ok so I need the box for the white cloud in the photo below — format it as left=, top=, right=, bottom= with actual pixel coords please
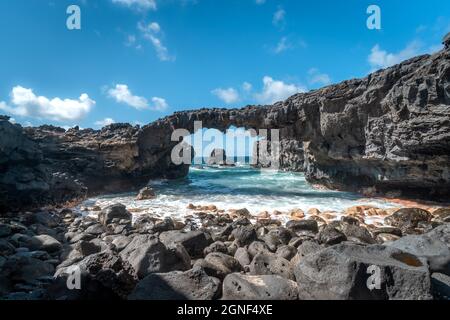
left=211, top=87, right=240, bottom=104
left=94, top=118, right=116, bottom=127
left=273, top=7, right=286, bottom=27
left=255, top=0, right=266, bottom=4
left=308, top=68, right=332, bottom=86
left=106, top=84, right=168, bottom=111
left=368, top=41, right=422, bottom=71
left=138, top=21, right=175, bottom=62
left=111, top=0, right=156, bottom=10
left=151, top=97, right=169, bottom=111
left=0, top=86, right=94, bottom=122
left=108, top=84, right=149, bottom=110
left=242, top=82, right=252, bottom=92
left=254, top=76, right=306, bottom=104
left=274, top=37, right=292, bottom=54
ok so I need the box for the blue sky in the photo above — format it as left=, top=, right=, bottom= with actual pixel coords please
left=0, top=0, right=449, bottom=129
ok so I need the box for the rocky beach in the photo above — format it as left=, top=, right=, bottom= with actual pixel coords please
left=0, top=33, right=449, bottom=300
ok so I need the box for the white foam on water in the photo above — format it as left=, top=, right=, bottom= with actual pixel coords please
left=77, top=166, right=400, bottom=225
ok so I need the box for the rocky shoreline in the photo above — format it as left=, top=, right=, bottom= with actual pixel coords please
left=1, top=200, right=449, bottom=300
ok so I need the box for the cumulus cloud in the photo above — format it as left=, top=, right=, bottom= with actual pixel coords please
left=242, top=82, right=252, bottom=92
left=108, top=84, right=149, bottom=110
left=211, top=87, right=240, bottom=104
left=308, top=68, right=332, bottom=86
left=0, top=86, right=94, bottom=122
left=151, top=97, right=169, bottom=111
left=138, top=21, right=175, bottom=61
left=368, top=41, right=422, bottom=71
left=106, top=84, right=168, bottom=111
left=94, top=118, right=116, bottom=127
left=254, top=76, right=305, bottom=104
left=111, top=0, right=156, bottom=11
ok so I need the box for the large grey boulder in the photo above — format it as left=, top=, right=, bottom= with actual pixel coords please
left=388, top=230, right=450, bottom=275
left=32, top=234, right=62, bottom=253
left=159, top=230, right=211, bottom=258
left=222, top=273, right=298, bottom=300
left=249, top=253, right=294, bottom=280
left=129, top=267, right=221, bottom=300
left=293, top=243, right=433, bottom=300
left=195, top=252, right=242, bottom=279
left=98, top=204, right=132, bottom=226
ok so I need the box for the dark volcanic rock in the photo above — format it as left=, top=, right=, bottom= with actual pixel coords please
left=129, top=267, right=220, bottom=300
left=222, top=273, right=298, bottom=300
left=385, top=208, right=433, bottom=233
left=159, top=230, right=211, bottom=258
left=195, top=252, right=242, bottom=279
left=98, top=204, right=132, bottom=226
left=2, top=34, right=449, bottom=211
left=249, top=253, right=294, bottom=280
left=293, top=243, right=433, bottom=300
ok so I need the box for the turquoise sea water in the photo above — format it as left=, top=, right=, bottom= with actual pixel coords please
left=80, top=166, right=399, bottom=224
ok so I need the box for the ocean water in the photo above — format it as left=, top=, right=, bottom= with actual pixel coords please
left=79, top=166, right=400, bottom=224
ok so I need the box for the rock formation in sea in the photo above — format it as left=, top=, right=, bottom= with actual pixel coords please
left=1, top=33, right=450, bottom=211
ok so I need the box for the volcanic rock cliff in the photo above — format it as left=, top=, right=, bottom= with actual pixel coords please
left=1, top=34, right=449, bottom=211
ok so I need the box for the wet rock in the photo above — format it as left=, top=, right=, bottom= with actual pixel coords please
left=376, top=233, right=401, bottom=243
left=9, top=234, right=41, bottom=250
left=289, top=208, right=305, bottom=219
left=85, top=224, right=105, bottom=236
left=385, top=208, right=432, bottom=233
left=129, top=267, right=220, bottom=300
left=293, top=243, right=432, bottom=300
left=3, top=255, right=55, bottom=284
left=136, top=186, right=156, bottom=200
left=317, top=225, right=347, bottom=245
left=286, top=220, right=319, bottom=233
left=341, top=224, right=376, bottom=244
left=98, top=204, right=132, bottom=226
left=222, top=273, right=298, bottom=300
left=249, top=253, right=294, bottom=280
left=196, top=252, right=242, bottom=279
left=159, top=230, right=211, bottom=258
left=152, top=217, right=174, bottom=233
left=432, top=208, right=450, bottom=222
left=231, top=225, right=257, bottom=247
left=372, top=226, right=402, bottom=237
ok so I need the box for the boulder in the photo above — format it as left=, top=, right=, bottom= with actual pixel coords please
left=341, top=224, right=376, bottom=244
left=98, top=204, right=132, bottom=226
left=234, top=247, right=251, bottom=268
left=293, top=243, right=433, bottom=300
left=136, top=186, right=156, bottom=200
left=222, top=273, right=298, bottom=300
left=286, top=220, right=319, bottom=233
left=388, top=233, right=450, bottom=275
left=159, top=230, right=211, bottom=258
left=33, top=211, right=61, bottom=228
left=249, top=253, right=294, bottom=280
left=129, top=267, right=220, bottom=300
left=317, top=225, right=347, bottom=245
left=203, top=241, right=228, bottom=256
left=276, top=245, right=297, bottom=261
left=231, top=225, right=257, bottom=246
left=247, top=241, right=271, bottom=258
left=32, top=234, right=62, bottom=253
left=384, top=208, right=432, bottom=233
left=119, top=234, right=172, bottom=279
left=431, top=273, right=450, bottom=300
left=196, top=252, right=242, bottom=279
left=0, top=223, right=12, bottom=237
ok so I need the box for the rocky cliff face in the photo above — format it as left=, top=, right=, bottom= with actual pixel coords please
left=1, top=35, right=449, bottom=211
